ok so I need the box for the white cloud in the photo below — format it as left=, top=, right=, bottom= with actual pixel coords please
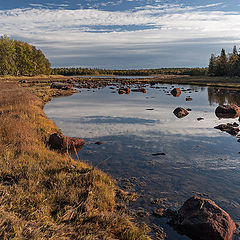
left=1, top=3, right=240, bottom=67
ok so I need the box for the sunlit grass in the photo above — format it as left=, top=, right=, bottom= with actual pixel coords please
left=0, top=81, right=151, bottom=239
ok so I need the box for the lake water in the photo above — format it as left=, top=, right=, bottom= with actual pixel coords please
left=44, top=83, right=240, bottom=239
left=72, top=75, right=157, bottom=79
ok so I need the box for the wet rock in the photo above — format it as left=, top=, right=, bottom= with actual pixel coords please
left=173, top=107, right=189, bottom=118
left=214, top=123, right=240, bottom=136
left=146, top=108, right=154, bottom=111
left=186, top=97, right=193, bottom=101
left=137, top=208, right=150, bottom=218
left=187, top=108, right=192, bottom=111
left=50, top=82, right=73, bottom=90
left=215, top=105, right=240, bottom=119
left=131, top=88, right=146, bottom=93
left=118, top=88, right=130, bottom=94
left=197, top=117, right=204, bottom=121
left=174, top=196, right=236, bottom=240
left=95, top=141, right=103, bottom=145
left=49, top=133, right=85, bottom=152
left=171, top=88, right=181, bottom=97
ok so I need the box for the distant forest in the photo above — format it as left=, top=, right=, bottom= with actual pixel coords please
left=1, top=35, right=240, bottom=78
left=208, top=46, right=240, bottom=77
left=0, top=35, right=51, bottom=76
left=51, top=67, right=207, bottom=76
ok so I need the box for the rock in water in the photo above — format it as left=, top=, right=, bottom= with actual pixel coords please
left=171, top=88, right=181, bottom=97
left=173, top=107, right=189, bottom=118
left=176, top=196, right=236, bottom=240
left=215, top=105, right=240, bottom=118
left=49, top=133, right=85, bottom=153
left=50, top=82, right=73, bottom=90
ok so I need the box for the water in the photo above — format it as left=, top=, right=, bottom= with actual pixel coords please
left=72, top=75, right=157, bottom=79
left=44, top=83, right=240, bottom=239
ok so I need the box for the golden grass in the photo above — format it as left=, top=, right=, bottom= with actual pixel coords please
left=0, top=81, right=150, bottom=240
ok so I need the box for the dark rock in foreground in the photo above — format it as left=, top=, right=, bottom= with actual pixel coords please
left=215, top=105, right=240, bottom=119
left=171, top=88, right=181, bottom=97
left=49, top=133, right=85, bottom=153
left=173, top=107, right=189, bottom=118
left=173, top=196, right=236, bottom=240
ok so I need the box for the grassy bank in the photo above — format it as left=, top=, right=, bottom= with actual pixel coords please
left=0, top=80, right=150, bottom=239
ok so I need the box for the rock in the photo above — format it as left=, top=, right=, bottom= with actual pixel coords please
left=187, top=108, right=192, bottom=111
left=118, top=88, right=130, bottom=94
left=171, top=88, right=181, bottom=97
left=215, top=105, right=240, bottom=118
left=186, top=97, right=193, bottom=101
left=49, top=133, right=85, bottom=153
left=175, top=196, right=236, bottom=240
left=50, top=82, right=73, bottom=90
left=173, top=107, right=189, bottom=118
left=95, top=141, right=103, bottom=145
left=131, top=88, right=146, bottom=93
left=153, top=208, right=165, bottom=217
left=214, top=123, right=240, bottom=136
left=152, top=153, right=166, bottom=156
left=146, top=108, right=154, bottom=111
left=197, top=117, right=204, bottom=121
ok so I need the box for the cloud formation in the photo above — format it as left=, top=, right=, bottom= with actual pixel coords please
left=1, top=2, right=240, bottom=68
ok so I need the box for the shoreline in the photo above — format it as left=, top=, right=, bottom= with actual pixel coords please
left=0, top=79, right=151, bottom=239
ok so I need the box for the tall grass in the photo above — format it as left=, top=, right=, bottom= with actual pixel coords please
left=0, top=81, right=150, bottom=239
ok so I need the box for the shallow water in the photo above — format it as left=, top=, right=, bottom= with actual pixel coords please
left=44, top=83, right=240, bottom=239
left=72, top=75, right=156, bottom=79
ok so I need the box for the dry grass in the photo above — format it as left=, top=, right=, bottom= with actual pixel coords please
left=0, top=81, right=150, bottom=240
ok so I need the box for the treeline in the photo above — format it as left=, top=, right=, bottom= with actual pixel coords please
left=52, top=67, right=207, bottom=76
left=0, top=35, right=51, bottom=76
left=208, top=46, right=240, bottom=77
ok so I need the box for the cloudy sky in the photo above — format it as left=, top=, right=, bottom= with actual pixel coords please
left=1, top=0, right=240, bottom=69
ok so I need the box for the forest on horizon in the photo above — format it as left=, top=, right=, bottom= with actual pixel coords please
left=0, top=35, right=240, bottom=77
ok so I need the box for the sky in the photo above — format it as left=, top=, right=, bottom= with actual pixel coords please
left=1, top=0, right=240, bottom=69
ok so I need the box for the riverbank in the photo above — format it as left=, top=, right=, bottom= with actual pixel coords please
left=0, top=80, right=150, bottom=239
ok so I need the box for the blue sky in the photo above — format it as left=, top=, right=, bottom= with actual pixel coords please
left=1, top=0, right=240, bottom=69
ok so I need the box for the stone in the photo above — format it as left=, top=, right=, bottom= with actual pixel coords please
left=173, top=107, right=189, bottom=118
left=118, top=88, right=130, bottom=94
left=215, top=105, right=240, bottom=118
left=171, top=88, right=181, bottom=97
left=131, top=88, right=146, bottom=93
left=49, top=133, right=85, bottom=153
left=186, top=97, right=193, bottom=101
left=175, top=196, right=236, bottom=240
left=50, top=82, right=72, bottom=90
left=197, top=117, right=204, bottom=121
left=214, top=124, right=240, bottom=136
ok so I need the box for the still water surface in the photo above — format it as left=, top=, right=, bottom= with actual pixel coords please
left=44, top=83, right=240, bottom=239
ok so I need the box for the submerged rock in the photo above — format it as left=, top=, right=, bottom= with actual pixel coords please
left=215, top=105, right=240, bottom=118
left=49, top=133, right=85, bottom=153
left=171, top=88, right=181, bottom=97
left=173, top=196, right=236, bottom=240
left=173, top=107, right=189, bottom=118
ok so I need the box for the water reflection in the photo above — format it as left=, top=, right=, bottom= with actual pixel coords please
left=208, top=87, right=240, bottom=106
left=44, top=83, right=240, bottom=240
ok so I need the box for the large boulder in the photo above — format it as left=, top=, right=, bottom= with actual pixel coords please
left=176, top=196, right=236, bottom=240
left=50, top=82, right=73, bottom=90
left=173, top=107, right=189, bottom=118
left=215, top=105, right=240, bottom=119
left=171, top=88, right=181, bottom=97
left=49, top=133, right=85, bottom=153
